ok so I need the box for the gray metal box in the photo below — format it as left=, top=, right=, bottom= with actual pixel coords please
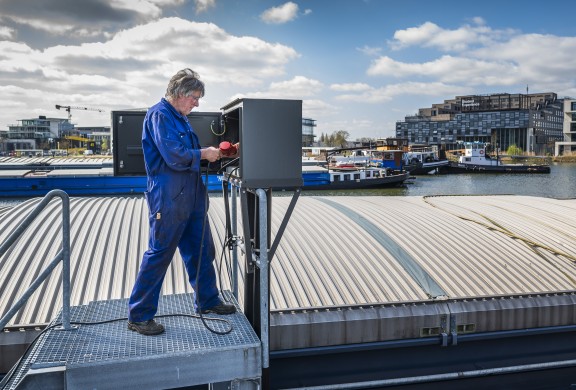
left=112, top=110, right=228, bottom=176
left=222, top=98, right=302, bottom=189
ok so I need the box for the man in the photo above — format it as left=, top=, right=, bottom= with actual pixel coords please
left=128, top=68, right=236, bottom=336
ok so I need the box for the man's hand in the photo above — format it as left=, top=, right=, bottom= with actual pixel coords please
left=201, top=146, right=221, bottom=162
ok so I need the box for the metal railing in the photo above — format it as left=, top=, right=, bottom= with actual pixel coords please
left=0, top=189, right=73, bottom=331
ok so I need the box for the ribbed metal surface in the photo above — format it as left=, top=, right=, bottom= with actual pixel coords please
left=2, top=194, right=576, bottom=334
left=44, top=168, right=114, bottom=176
left=0, top=170, right=31, bottom=178
left=2, top=292, right=260, bottom=390
left=0, top=157, right=112, bottom=166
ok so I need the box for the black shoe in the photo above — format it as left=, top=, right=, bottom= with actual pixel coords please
left=201, top=301, right=237, bottom=315
left=128, top=319, right=165, bottom=335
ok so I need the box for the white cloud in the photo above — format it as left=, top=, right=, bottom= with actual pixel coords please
left=109, top=0, right=165, bottom=18
left=240, top=76, right=323, bottom=100
left=260, top=2, right=299, bottom=24
left=330, top=83, right=371, bottom=92
left=303, top=99, right=339, bottom=121
left=0, top=16, right=301, bottom=127
left=368, top=28, right=576, bottom=94
left=193, top=0, right=215, bottom=14
left=268, top=76, right=324, bottom=97
left=335, top=81, right=469, bottom=104
left=389, top=20, right=516, bottom=52
left=357, top=45, right=382, bottom=56
left=0, top=25, right=15, bottom=39
left=472, top=34, right=576, bottom=78
left=367, top=55, right=519, bottom=86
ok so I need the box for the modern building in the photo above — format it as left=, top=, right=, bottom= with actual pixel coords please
left=0, top=129, right=7, bottom=154
left=76, top=126, right=112, bottom=153
left=3, top=117, right=113, bottom=153
left=396, top=92, right=564, bottom=155
left=8, top=116, right=73, bottom=140
left=5, top=116, right=74, bottom=152
left=555, top=98, right=576, bottom=156
left=302, top=117, right=317, bottom=146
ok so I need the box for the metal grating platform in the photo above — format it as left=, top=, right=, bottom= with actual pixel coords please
left=2, top=292, right=261, bottom=390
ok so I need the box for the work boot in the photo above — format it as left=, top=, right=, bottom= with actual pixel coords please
left=201, top=301, right=237, bottom=315
left=127, top=319, right=165, bottom=336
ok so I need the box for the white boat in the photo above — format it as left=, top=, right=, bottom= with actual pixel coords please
left=302, top=165, right=410, bottom=190
left=448, top=141, right=550, bottom=173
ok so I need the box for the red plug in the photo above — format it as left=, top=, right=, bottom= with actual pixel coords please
left=219, top=141, right=237, bottom=157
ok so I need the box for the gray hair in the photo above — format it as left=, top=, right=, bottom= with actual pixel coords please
left=165, top=68, right=205, bottom=99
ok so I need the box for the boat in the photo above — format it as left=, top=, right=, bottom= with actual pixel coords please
left=0, top=153, right=410, bottom=197
left=302, top=164, right=410, bottom=190
left=402, top=145, right=450, bottom=175
left=300, top=147, right=410, bottom=190
left=448, top=141, right=551, bottom=173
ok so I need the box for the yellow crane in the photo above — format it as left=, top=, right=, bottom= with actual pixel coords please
left=55, top=104, right=105, bottom=122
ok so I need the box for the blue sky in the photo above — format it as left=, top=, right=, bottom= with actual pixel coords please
left=0, top=0, right=574, bottom=140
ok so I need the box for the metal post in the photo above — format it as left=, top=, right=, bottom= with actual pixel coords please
left=231, top=185, right=239, bottom=300
left=256, top=189, right=269, bottom=369
left=60, top=193, right=72, bottom=330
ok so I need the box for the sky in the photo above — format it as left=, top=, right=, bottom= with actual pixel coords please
left=0, top=0, right=575, bottom=141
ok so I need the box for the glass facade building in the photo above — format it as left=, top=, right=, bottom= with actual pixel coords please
left=302, top=117, right=316, bottom=147
left=8, top=116, right=73, bottom=139
left=396, top=93, right=564, bottom=155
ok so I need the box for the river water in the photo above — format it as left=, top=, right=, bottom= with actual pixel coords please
left=1, top=163, right=575, bottom=207
left=301, top=162, right=576, bottom=199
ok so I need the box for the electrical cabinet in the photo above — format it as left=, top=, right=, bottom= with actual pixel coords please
left=221, top=98, right=302, bottom=188
left=112, top=98, right=302, bottom=189
left=112, top=110, right=234, bottom=176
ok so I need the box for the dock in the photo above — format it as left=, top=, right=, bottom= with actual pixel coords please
left=1, top=292, right=260, bottom=389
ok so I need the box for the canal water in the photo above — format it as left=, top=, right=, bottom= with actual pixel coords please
left=0, top=163, right=575, bottom=208
left=302, top=162, right=576, bottom=199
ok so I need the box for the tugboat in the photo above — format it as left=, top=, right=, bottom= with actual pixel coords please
left=448, top=142, right=550, bottom=173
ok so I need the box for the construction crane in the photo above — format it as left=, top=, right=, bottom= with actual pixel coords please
left=55, top=104, right=105, bottom=122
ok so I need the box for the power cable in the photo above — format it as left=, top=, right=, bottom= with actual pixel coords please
left=193, top=162, right=235, bottom=335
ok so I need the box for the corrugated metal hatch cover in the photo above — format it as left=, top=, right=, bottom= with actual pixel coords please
left=2, top=194, right=576, bottom=350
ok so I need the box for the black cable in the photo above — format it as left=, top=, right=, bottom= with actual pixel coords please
left=217, top=157, right=239, bottom=174
left=194, top=162, right=234, bottom=335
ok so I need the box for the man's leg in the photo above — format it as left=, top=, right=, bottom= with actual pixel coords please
left=178, top=210, right=236, bottom=314
left=129, top=210, right=186, bottom=328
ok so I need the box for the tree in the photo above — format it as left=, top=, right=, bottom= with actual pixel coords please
left=507, top=144, right=523, bottom=156
left=319, top=130, right=350, bottom=147
left=334, top=130, right=349, bottom=148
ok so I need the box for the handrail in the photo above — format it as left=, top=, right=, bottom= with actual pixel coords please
left=0, top=189, right=73, bottom=331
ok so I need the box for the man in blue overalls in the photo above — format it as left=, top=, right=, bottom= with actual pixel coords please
left=128, top=68, right=236, bottom=336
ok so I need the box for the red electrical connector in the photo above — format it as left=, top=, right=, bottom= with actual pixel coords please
left=219, top=141, right=237, bottom=157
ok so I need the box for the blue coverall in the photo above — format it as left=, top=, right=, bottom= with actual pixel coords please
left=128, top=97, right=220, bottom=322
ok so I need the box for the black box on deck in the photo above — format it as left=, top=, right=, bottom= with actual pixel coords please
left=112, top=110, right=231, bottom=176
left=221, top=98, right=302, bottom=189
left=112, top=98, right=302, bottom=189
